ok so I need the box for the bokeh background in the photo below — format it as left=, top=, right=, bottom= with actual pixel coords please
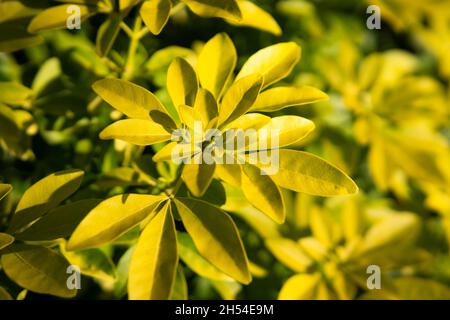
left=1, top=0, right=449, bottom=299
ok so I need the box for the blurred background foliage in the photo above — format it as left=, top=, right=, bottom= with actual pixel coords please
left=0, top=0, right=449, bottom=299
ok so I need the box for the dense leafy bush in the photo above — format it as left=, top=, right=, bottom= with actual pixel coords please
left=0, top=0, right=449, bottom=300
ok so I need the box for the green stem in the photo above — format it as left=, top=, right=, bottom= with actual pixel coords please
left=122, top=15, right=142, bottom=80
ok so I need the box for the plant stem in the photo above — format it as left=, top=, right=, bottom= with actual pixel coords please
left=122, top=15, right=142, bottom=80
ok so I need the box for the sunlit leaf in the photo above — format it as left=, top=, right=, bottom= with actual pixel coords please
left=174, top=198, right=251, bottom=284
left=128, top=203, right=178, bottom=299
left=181, top=0, right=242, bottom=21
left=167, top=57, right=198, bottom=111
left=236, top=42, right=301, bottom=88
left=182, top=162, right=216, bottom=197
left=278, top=273, right=321, bottom=300
left=266, top=238, right=312, bottom=272
left=9, top=170, right=84, bottom=233
left=68, top=194, right=166, bottom=250
left=140, top=0, right=172, bottom=35
left=198, top=33, right=236, bottom=99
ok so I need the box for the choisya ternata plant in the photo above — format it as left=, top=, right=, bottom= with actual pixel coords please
left=67, top=33, right=358, bottom=299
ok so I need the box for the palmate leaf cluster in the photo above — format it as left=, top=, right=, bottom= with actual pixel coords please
left=0, top=0, right=449, bottom=300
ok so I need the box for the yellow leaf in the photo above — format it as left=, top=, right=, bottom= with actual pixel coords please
left=198, top=33, right=236, bottom=99
left=0, top=233, right=14, bottom=250
left=182, top=0, right=242, bottom=21
left=236, top=42, right=301, bottom=88
left=266, top=238, right=312, bottom=272
left=174, top=198, right=251, bottom=284
left=128, top=203, right=178, bottom=299
left=99, top=119, right=172, bottom=146
left=194, top=88, right=218, bottom=128
left=251, top=86, right=328, bottom=112
left=241, top=164, right=285, bottom=223
left=182, top=162, right=216, bottom=197
left=8, top=169, right=84, bottom=233
left=167, top=57, right=198, bottom=111
left=140, top=0, right=172, bottom=35
left=278, top=273, right=321, bottom=300
left=0, top=183, right=12, bottom=201
left=215, top=163, right=242, bottom=187
left=153, top=141, right=201, bottom=162
left=256, top=150, right=358, bottom=196
left=92, top=79, right=170, bottom=122
left=218, top=74, right=263, bottom=127
left=178, top=232, right=232, bottom=281
left=2, top=246, right=75, bottom=298
left=28, top=5, right=97, bottom=33
left=170, top=265, right=188, bottom=300
left=227, top=0, right=281, bottom=35
left=68, top=194, right=166, bottom=250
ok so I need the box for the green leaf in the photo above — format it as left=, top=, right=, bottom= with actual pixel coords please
left=96, top=13, right=122, bottom=57
left=8, top=169, right=84, bottom=233
left=68, top=194, right=166, bottom=250
left=174, top=198, right=251, bottom=284
left=170, top=265, right=188, bottom=300
left=0, top=184, right=12, bottom=201
left=0, top=82, right=32, bottom=105
left=140, top=0, right=172, bottom=35
left=266, top=238, right=312, bottom=272
left=28, top=5, right=97, bottom=33
left=236, top=42, right=301, bottom=88
left=182, top=163, right=216, bottom=197
left=241, top=164, right=285, bottom=223
left=198, top=33, right=236, bottom=99
left=227, top=0, right=281, bottom=35
left=114, top=246, right=135, bottom=299
left=1, top=246, right=76, bottom=298
left=92, top=79, right=171, bottom=123
left=251, top=86, right=328, bottom=112
left=218, top=74, right=263, bottom=127
left=99, top=119, right=172, bottom=146
left=255, top=150, right=358, bottom=196
left=178, top=232, right=232, bottom=281
left=181, top=0, right=242, bottom=21
left=128, top=203, right=178, bottom=299
left=0, top=233, right=14, bottom=250
left=60, top=245, right=116, bottom=282
left=167, top=57, right=198, bottom=111
left=278, top=273, right=321, bottom=300
left=14, top=199, right=101, bottom=241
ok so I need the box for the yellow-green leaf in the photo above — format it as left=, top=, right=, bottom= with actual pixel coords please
left=128, top=203, right=178, bottom=299
left=0, top=233, right=14, bottom=250
left=0, top=82, right=32, bottom=105
left=194, top=88, right=219, bottom=128
left=218, top=74, right=263, bottom=127
left=174, top=198, right=251, bottom=284
left=99, top=119, right=172, bottom=146
left=1, top=247, right=76, bottom=298
left=241, top=164, right=285, bottom=223
left=92, top=79, right=169, bottom=121
left=14, top=199, right=101, bottom=241
left=96, top=12, right=121, bottom=57
left=266, top=238, right=312, bottom=272
left=178, top=232, right=232, bottom=281
left=251, top=86, right=328, bottom=112
left=167, top=57, right=198, bottom=111
left=198, top=33, right=236, bottom=99
left=8, top=169, right=84, bottom=233
left=68, top=194, right=165, bottom=250
left=256, top=150, right=358, bottom=196
left=182, top=0, right=242, bottom=21
left=0, top=183, right=12, bottom=201
left=28, top=5, right=96, bottom=33
left=170, top=264, right=188, bottom=300
left=236, top=42, right=301, bottom=88
left=0, top=286, right=13, bottom=300
left=278, top=273, right=321, bottom=300
left=140, top=0, right=172, bottom=35
left=227, top=0, right=281, bottom=35
left=182, top=163, right=216, bottom=197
